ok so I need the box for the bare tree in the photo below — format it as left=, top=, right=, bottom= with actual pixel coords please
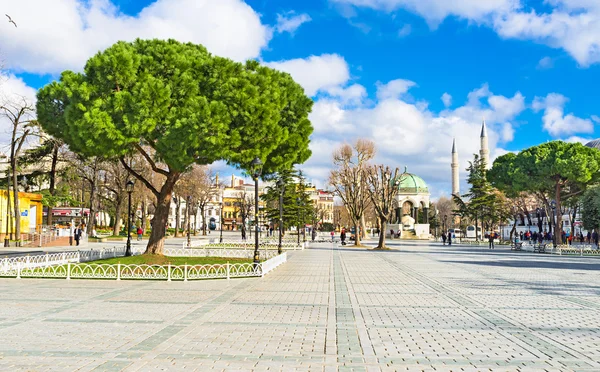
left=365, top=165, right=402, bottom=249
left=1, top=97, right=36, bottom=244
left=329, top=139, right=375, bottom=246
left=177, top=166, right=219, bottom=236
left=234, top=191, right=254, bottom=240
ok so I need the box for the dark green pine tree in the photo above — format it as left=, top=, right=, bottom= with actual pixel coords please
left=261, top=169, right=315, bottom=233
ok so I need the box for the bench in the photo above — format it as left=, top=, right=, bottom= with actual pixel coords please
left=533, top=243, right=547, bottom=253
left=510, top=242, right=523, bottom=251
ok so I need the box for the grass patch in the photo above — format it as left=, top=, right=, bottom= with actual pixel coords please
left=87, top=254, right=252, bottom=266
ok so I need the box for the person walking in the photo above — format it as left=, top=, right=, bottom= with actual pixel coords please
left=488, top=232, right=495, bottom=249
left=441, top=232, right=447, bottom=245
left=330, top=230, right=335, bottom=242
left=340, top=228, right=347, bottom=246
left=448, top=232, right=452, bottom=246
left=137, top=227, right=143, bottom=241
left=74, top=225, right=82, bottom=246
left=593, top=229, right=599, bottom=247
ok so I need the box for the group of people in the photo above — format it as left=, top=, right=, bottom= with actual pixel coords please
left=440, top=231, right=453, bottom=246
left=516, top=229, right=599, bottom=246
left=330, top=228, right=348, bottom=245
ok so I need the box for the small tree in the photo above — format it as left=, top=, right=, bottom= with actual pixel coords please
left=329, top=140, right=374, bottom=246
left=1, top=97, right=37, bottom=243
left=365, top=165, right=402, bottom=249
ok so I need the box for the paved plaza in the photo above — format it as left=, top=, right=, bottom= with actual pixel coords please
left=1, top=241, right=600, bottom=371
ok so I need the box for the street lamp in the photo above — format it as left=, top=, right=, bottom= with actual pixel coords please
left=125, top=180, right=135, bottom=257
left=250, top=157, right=262, bottom=266
left=219, top=201, right=223, bottom=243
left=277, top=178, right=284, bottom=255
left=551, top=200, right=557, bottom=249
left=187, top=196, right=192, bottom=248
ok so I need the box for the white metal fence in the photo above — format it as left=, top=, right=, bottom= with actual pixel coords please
left=184, top=239, right=304, bottom=250
left=0, top=247, right=287, bottom=281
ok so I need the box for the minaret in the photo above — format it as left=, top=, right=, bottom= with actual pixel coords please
left=480, top=119, right=490, bottom=169
left=451, top=138, right=459, bottom=196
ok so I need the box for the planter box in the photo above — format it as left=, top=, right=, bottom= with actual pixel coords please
left=106, top=237, right=127, bottom=242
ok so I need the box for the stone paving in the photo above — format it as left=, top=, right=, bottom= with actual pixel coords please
left=1, top=241, right=600, bottom=371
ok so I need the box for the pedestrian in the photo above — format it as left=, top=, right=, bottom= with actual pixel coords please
left=330, top=230, right=335, bottom=242
left=390, top=229, right=394, bottom=240
left=448, top=232, right=452, bottom=246
left=311, top=228, right=317, bottom=242
left=74, top=225, right=82, bottom=246
left=340, top=228, right=347, bottom=246
left=441, top=232, right=447, bottom=245
left=488, top=231, right=495, bottom=249
left=587, top=231, right=592, bottom=243
left=137, top=226, right=143, bottom=241
left=593, top=229, right=599, bottom=247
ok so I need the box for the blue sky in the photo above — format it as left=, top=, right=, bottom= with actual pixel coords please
left=1, top=0, right=599, bottom=197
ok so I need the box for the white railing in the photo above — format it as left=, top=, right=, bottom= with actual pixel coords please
left=186, top=239, right=303, bottom=250
left=555, top=244, right=600, bottom=256
left=261, top=252, right=287, bottom=276
left=164, top=247, right=279, bottom=260
left=2, top=251, right=286, bottom=281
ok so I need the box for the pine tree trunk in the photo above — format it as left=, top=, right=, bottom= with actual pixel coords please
left=87, top=180, right=96, bottom=236
left=145, top=173, right=179, bottom=255
left=554, top=182, right=562, bottom=245
left=46, top=143, right=59, bottom=226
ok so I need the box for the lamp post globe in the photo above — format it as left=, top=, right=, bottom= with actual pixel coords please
left=125, top=180, right=135, bottom=257
left=250, top=157, right=263, bottom=267
left=277, top=178, right=284, bottom=255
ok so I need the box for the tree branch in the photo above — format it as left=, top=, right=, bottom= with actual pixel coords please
left=120, top=157, right=160, bottom=197
left=134, top=143, right=169, bottom=177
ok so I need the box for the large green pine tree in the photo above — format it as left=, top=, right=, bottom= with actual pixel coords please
left=37, top=39, right=313, bottom=254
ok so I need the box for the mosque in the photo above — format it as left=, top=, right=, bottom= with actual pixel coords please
left=385, top=120, right=489, bottom=239
left=451, top=120, right=490, bottom=196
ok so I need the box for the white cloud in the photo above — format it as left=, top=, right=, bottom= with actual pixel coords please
left=537, top=56, right=554, bottom=69
left=441, top=93, right=452, bottom=107
left=332, top=0, right=600, bottom=66
left=332, top=0, right=518, bottom=26
left=302, top=80, right=527, bottom=194
left=265, top=54, right=350, bottom=96
left=564, top=136, right=593, bottom=144
left=375, top=79, right=416, bottom=100
left=0, top=0, right=271, bottom=74
left=275, top=12, right=312, bottom=34
left=397, top=24, right=412, bottom=37
left=533, top=93, right=594, bottom=136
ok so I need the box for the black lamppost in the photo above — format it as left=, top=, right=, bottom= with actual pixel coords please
left=187, top=196, right=192, bottom=248
left=250, top=157, right=263, bottom=266
left=125, top=180, right=134, bottom=256
left=219, top=201, right=223, bottom=243
left=551, top=200, right=557, bottom=249
left=277, top=178, right=284, bottom=255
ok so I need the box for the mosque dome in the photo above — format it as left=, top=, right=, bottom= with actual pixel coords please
left=396, top=171, right=429, bottom=194
left=585, top=139, right=600, bottom=150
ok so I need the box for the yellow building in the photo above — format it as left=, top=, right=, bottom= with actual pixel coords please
left=0, top=190, right=44, bottom=239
